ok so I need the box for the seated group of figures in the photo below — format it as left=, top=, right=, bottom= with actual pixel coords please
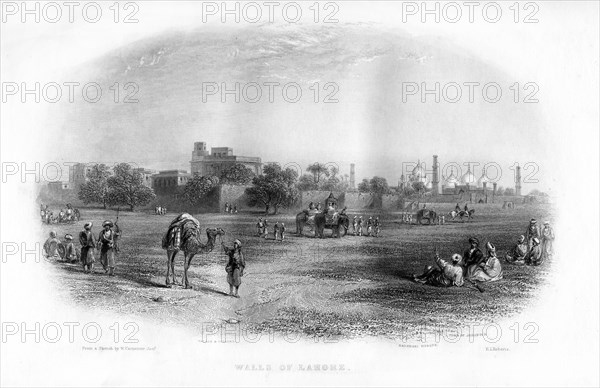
left=414, top=218, right=555, bottom=288
left=43, top=219, right=120, bottom=276
left=505, top=218, right=555, bottom=265
left=40, top=203, right=79, bottom=224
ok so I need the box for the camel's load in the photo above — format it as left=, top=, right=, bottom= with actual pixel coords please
left=162, top=213, right=201, bottom=250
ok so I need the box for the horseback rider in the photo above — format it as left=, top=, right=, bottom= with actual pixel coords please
left=455, top=203, right=461, bottom=213
left=464, top=203, right=469, bottom=212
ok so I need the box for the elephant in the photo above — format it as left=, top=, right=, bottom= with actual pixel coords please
left=416, top=209, right=438, bottom=225
left=296, top=211, right=349, bottom=238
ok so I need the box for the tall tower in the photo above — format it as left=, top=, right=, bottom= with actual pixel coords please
left=432, top=155, right=440, bottom=195
left=350, top=164, right=356, bottom=190
left=515, top=164, right=522, bottom=196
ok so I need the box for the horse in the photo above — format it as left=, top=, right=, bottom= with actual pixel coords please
left=449, top=209, right=475, bottom=222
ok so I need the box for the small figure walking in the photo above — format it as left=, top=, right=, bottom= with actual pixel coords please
left=280, top=223, right=286, bottom=241
left=256, top=218, right=263, bottom=236
left=222, top=239, right=246, bottom=297
left=98, top=220, right=116, bottom=276
left=79, top=222, right=96, bottom=273
left=263, top=219, right=269, bottom=239
left=273, top=222, right=280, bottom=240
left=352, top=216, right=358, bottom=236
left=374, top=217, right=381, bottom=237
left=357, top=216, right=363, bottom=236
left=224, top=202, right=230, bottom=213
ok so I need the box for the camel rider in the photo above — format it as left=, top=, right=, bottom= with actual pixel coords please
left=524, top=219, right=541, bottom=250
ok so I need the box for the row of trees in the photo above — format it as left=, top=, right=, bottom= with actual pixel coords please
left=78, top=163, right=156, bottom=210
left=78, top=161, right=539, bottom=213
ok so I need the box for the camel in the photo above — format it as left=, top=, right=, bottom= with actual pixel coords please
left=164, top=223, right=226, bottom=289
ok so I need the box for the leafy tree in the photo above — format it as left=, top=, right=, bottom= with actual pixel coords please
left=496, top=186, right=505, bottom=196
left=411, top=181, right=426, bottom=195
left=357, top=178, right=370, bottom=193
left=370, top=176, right=390, bottom=194
left=77, top=164, right=111, bottom=208
left=246, top=163, right=298, bottom=214
left=306, top=163, right=330, bottom=185
left=218, top=164, right=255, bottom=185
left=106, top=163, right=156, bottom=211
left=297, top=174, right=318, bottom=191
left=399, top=185, right=416, bottom=196
left=183, top=174, right=219, bottom=206
left=504, top=187, right=515, bottom=196
left=528, top=189, right=548, bottom=196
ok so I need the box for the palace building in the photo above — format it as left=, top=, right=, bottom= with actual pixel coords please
left=190, top=142, right=262, bottom=177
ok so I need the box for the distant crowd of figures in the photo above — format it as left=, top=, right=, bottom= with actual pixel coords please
left=224, top=202, right=238, bottom=213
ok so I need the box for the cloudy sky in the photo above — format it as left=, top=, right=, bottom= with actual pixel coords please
left=4, top=2, right=597, bottom=193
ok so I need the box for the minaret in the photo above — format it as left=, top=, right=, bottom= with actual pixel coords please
left=432, top=155, right=440, bottom=196
left=350, top=164, right=356, bottom=190
left=515, top=164, right=522, bottom=196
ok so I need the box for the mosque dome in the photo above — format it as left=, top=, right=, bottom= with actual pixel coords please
left=444, top=171, right=459, bottom=188
left=477, top=171, right=492, bottom=187
left=460, top=168, right=477, bottom=185
left=411, top=162, right=428, bottom=184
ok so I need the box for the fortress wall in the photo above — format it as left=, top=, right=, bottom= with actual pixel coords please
left=343, top=192, right=374, bottom=210
left=381, top=194, right=403, bottom=210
